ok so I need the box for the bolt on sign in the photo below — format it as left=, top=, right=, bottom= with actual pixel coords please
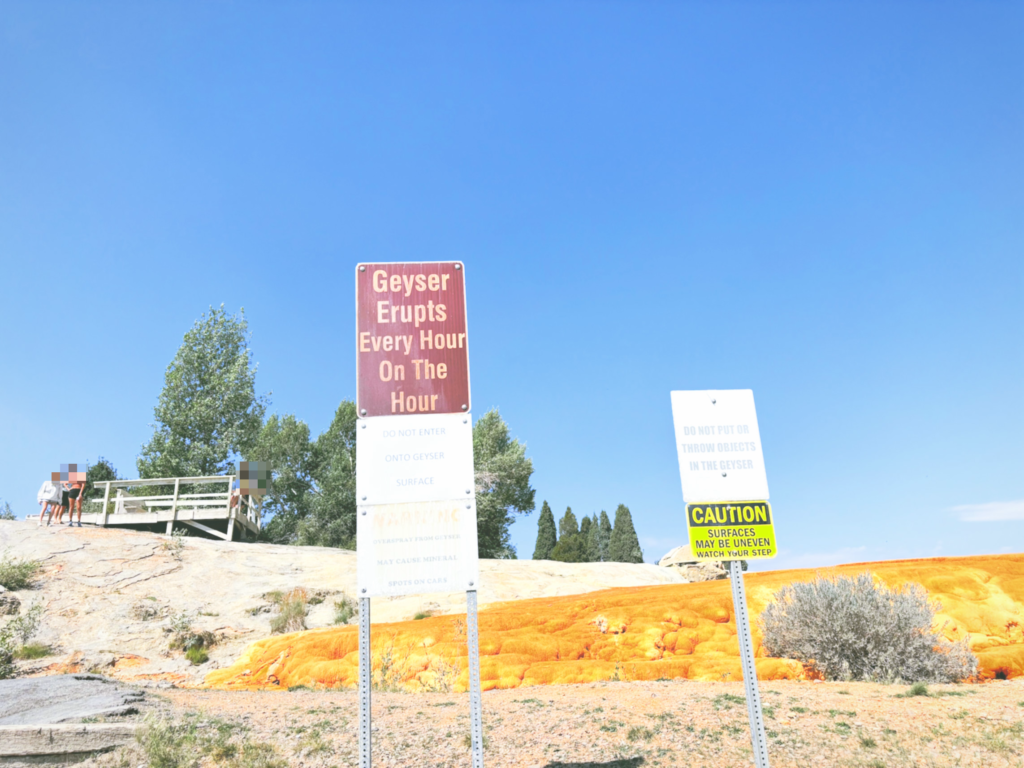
left=670, top=389, right=777, bottom=561
left=356, top=262, right=470, bottom=418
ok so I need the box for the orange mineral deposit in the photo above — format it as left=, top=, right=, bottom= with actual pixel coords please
left=205, top=554, right=1024, bottom=691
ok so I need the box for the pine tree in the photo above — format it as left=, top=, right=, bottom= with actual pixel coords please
left=582, top=515, right=600, bottom=562
left=532, top=501, right=557, bottom=560
left=579, top=516, right=595, bottom=562
left=597, top=510, right=613, bottom=561
left=550, top=507, right=584, bottom=562
left=608, top=504, right=644, bottom=563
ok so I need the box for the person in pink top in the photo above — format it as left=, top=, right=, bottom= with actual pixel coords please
left=64, top=468, right=87, bottom=527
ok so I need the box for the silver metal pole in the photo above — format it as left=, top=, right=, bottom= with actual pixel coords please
left=728, top=560, right=770, bottom=768
left=466, top=589, right=485, bottom=768
left=359, top=597, right=372, bottom=768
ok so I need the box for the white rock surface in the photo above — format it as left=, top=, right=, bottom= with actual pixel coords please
left=0, top=521, right=687, bottom=686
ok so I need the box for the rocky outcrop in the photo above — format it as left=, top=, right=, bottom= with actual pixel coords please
left=657, top=545, right=727, bottom=582
left=0, top=521, right=688, bottom=686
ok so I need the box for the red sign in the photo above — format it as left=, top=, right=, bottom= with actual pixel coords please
left=356, top=262, right=471, bottom=417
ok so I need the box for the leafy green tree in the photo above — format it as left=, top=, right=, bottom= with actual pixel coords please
left=583, top=514, right=601, bottom=562
left=608, top=504, right=644, bottom=563
left=473, top=409, right=536, bottom=558
left=298, top=401, right=358, bottom=549
left=597, top=510, right=612, bottom=561
left=138, top=306, right=267, bottom=479
left=249, top=414, right=315, bottom=544
left=84, top=457, right=120, bottom=500
left=532, top=501, right=557, bottom=560
left=550, top=507, right=584, bottom=562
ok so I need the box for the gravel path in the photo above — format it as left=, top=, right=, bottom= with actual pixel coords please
left=143, top=679, right=1024, bottom=767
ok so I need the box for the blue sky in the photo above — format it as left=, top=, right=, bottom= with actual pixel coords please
left=1, top=2, right=1021, bottom=569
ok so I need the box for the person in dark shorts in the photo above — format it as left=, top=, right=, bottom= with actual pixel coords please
left=65, top=471, right=86, bottom=526
left=57, top=486, right=70, bottom=524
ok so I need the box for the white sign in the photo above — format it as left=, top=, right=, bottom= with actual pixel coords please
left=670, top=389, right=770, bottom=502
left=357, top=499, right=480, bottom=597
left=356, top=413, right=475, bottom=506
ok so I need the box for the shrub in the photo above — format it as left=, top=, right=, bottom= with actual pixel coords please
left=167, top=611, right=215, bottom=653
left=332, top=594, right=357, bottom=625
left=270, top=588, right=309, bottom=634
left=0, top=501, right=16, bottom=521
left=759, top=573, right=978, bottom=682
left=185, top=646, right=209, bottom=665
left=14, top=642, right=51, bottom=660
left=0, top=551, right=41, bottom=590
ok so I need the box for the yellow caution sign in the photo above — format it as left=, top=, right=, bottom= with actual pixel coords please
left=686, top=501, right=777, bottom=561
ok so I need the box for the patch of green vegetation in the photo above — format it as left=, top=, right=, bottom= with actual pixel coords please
left=790, top=706, right=809, bottom=714
left=332, top=595, right=357, bottom=625
left=907, top=682, right=929, bottom=697
left=626, top=726, right=654, bottom=742
left=14, top=641, right=51, bottom=660
left=838, top=689, right=851, bottom=695
left=827, top=709, right=857, bottom=718
left=461, top=733, right=489, bottom=749
left=761, top=704, right=777, bottom=718
left=712, top=693, right=746, bottom=710
left=0, top=551, right=41, bottom=590
left=859, top=735, right=877, bottom=748
left=131, top=713, right=285, bottom=768
left=184, top=646, right=208, bottom=665
left=429, top=701, right=456, bottom=707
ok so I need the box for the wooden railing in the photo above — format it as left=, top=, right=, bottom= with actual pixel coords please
left=86, top=475, right=262, bottom=534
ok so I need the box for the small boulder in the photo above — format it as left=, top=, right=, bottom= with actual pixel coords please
left=0, top=592, right=20, bottom=616
left=657, top=545, right=727, bottom=582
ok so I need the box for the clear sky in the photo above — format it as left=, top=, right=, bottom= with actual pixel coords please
left=1, top=2, right=1021, bottom=569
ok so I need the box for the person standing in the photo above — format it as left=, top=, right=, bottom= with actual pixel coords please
left=36, top=478, right=61, bottom=526
left=65, top=469, right=87, bottom=526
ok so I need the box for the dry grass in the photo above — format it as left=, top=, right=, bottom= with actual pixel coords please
left=158, top=678, right=1024, bottom=767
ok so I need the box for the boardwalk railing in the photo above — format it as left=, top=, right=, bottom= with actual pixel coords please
left=85, top=475, right=261, bottom=540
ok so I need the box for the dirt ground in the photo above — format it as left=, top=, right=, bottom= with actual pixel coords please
left=123, top=678, right=1024, bottom=768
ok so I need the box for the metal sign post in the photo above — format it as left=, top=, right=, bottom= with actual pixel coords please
left=467, top=590, right=485, bottom=768
left=358, top=597, right=372, bottom=768
left=728, top=560, right=771, bottom=768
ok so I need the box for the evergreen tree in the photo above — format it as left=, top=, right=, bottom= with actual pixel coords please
left=608, top=504, right=644, bottom=563
left=532, top=501, right=557, bottom=560
left=597, top=510, right=613, bottom=561
left=581, top=515, right=600, bottom=562
left=550, top=506, right=584, bottom=562
left=578, top=516, right=592, bottom=561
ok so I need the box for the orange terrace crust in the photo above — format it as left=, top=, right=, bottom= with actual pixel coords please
left=205, top=554, right=1024, bottom=692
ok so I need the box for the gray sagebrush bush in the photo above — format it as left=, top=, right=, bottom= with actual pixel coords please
left=758, top=573, right=977, bottom=683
